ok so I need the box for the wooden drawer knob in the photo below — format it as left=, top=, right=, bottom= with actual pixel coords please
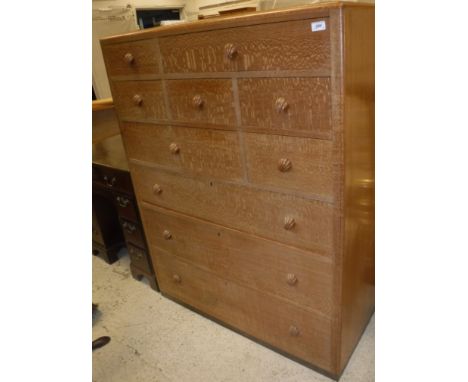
left=169, top=142, right=180, bottom=154
left=275, top=97, right=289, bottom=113
left=152, top=183, right=162, bottom=195
left=286, top=273, right=298, bottom=286
left=124, top=52, right=134, bottom=64
left=278, top=158, right=292, bottom=172
left=173, top=274, right=181, bottom=283
left=284, top=216, right=296, bottom=230
left=289, top=325, right=300, bottom=337
left=224, top=43, right=238, bottom=60
left=133, top=94, right=143, bottom=106
left=163, top=230, right=172, bottom=240
left=192, top=95, right=204, bottom=109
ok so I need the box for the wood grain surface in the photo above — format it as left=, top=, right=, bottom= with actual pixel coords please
left=244, top=132, right=335, bottom=199
left=112, top=80, right=167, bottom=122
left=130, top=164, right=334, bottom=254
left=166, top=79, right=236, bottom=126
left=159, top=18, right=330, bottom=73
left=141, top=203, right=334, bottom=316
left=121, top=122, right=243, bottom=181
left=238, top=77, right=332, bottom=138
left=153, top=248, right=333, bottom=371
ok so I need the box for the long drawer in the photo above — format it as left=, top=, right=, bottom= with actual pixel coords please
left=121, top=122, right=243, bottom=181
left=238, top=77, right=332, bottom=138
left=131, top=164, right=334, bottom=254
left=142, top=204, right=333, bottom=315
left=159, top=18, right=331, bottom=73
left=244, top=132, right=335, bottom=199
left=154, top=249, right=333, bottom=371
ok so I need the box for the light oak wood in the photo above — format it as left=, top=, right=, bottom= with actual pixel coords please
left=166, top=79, right=236, bottom=126
left=120, top=122, right=244, bottom=181
left=141, top=203, right=334, bottom=316
left=152, top=248, right=333, bottom=371
left=101, top=39, right=160, bottom=77
left=244, top=132, right=335, bottom=199
left=238, top=77, right=332, bottom=138
left=112, top=81, right=167, bottom=122
left=130, top=163, right=334, bottom=255
left=159, top=18, right=330, bottom=73
left=101, top=3, right=375, bottom=378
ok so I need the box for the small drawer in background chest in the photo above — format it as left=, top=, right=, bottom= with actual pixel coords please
left=121, top=219, right=146, bottom=248
left=114, top=193, right=139, bottom=222
left=128, top=243, right=151, bottom=273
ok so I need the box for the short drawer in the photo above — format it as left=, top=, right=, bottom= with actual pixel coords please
left=142, top=205, right=334, bottom=316
left=114, top=193, right=138, bottom=221
left=128, top=243, right=151, bottom=273
left=112, top=80, right=167, bottom=122
left=238, top=77, right=331, bottom=138
left=154, top=250, right=333, bottom=372
left=131, top=164, right=334, bottom=255
left=120, top=219, right=145, bottom=248
left=97, top=166, right=133, bottom=194
left=244, top=133, right=335, bottom=199
left=101, top=39, right=160, bottom=78
left=121, top=122, right=243, bottom=181
left=166, top=79, right=236, bottom=127
left=159, top=18, right=330, bottom=73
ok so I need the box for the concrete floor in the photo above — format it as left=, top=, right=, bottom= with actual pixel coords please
left=92, top=250, right=374, bottom=382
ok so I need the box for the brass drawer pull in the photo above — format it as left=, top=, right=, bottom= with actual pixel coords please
left=275, top=97, right=289, bottom=113
left=224, top=43, right=237, bottom=60
left=192, top=94, right=204, bottom=109
left=133, top=94, right=143, bottom=106
left=289, top=325, right=300, bottom=337
left=116, top=196, right=130, bottom=208
left=169, top=143, right=180, bottom=154
left=173, top=274, right=181, bottom=283
left=152, top=184, right=162, bottom=195
left=278, top=158, right=292, bottom=172
left=124, top=52, right=134, bottom=64
left=283, top=216, right=296, bottom=230
left=286, top=273, right=298, bottom=286
left=103, top=175, right=116, bottom=188
left=122, top=221, right=137, bottom=234
left=163, top=230, right=172, bottom=240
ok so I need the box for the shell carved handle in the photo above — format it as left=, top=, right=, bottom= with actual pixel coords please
left=289, top=325, right=300, bottom=337
left=173, top=274, right=181, bottom=283
left=278, top=158, right=292, bottom=172
left=224, top=43, right=238, bottom=60
left=275, top=97, right=289, bottom=113
left=286, top=273, right=298, bottom=286
left=133, top=94, right=143, bottom=106
left=283, top=216, right=296, bottom=230
left=169, top=143, right=180, bottom=154
left=124, top=52, right=134, bottom=64
left=163, top=230, right=172, bottom=240
left=192, top=95, right=204, bottom=109
left=152, top=183, right=162, bottom=195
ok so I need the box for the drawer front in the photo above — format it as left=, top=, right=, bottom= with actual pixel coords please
left=166, top=79, right=236, bottom=127
left=142, top=205, right=333, bottom=315
left=121, top=219, right=145, bottom=248
left=114, top=193, right=138, bottom=222
left=154, top=250, right=333, bottom=371
left=128, top=243, right=151, bottom=272
left=239, top=77, right=331, bottom=138
left=98, top=166, right=133, bottom=194
left=112, top=80, right=167, bottom=122
left=159, top=19, right=330, bottom=73
left=245, top=133, right=335, bottom=199
left=131, top=165, right=334, bottom=254
left=102, top=39, right=160, bottom=78
left=121, top=122, right=243, bottom=181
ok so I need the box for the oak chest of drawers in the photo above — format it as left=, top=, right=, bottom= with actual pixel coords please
left=101, top=2, right=374, bottom=378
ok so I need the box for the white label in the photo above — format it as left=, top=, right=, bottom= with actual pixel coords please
left=311, top=20, right=326, bottom=32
